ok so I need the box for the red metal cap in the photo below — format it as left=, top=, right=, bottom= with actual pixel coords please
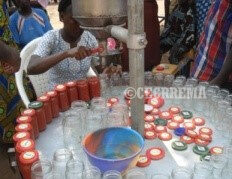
left=19, top=150, right=39, bottom=165
left=16, top=116, right=32, bottom=124
left=55, top=84, right=67, bottom=92
left=37, top=95, right=50, bottom=102
left=46, top=91, right=58, bottom=97
left=21, top=109, right=36, bottom=117
left=16, top=139, right=35, bottom=153
left=13, top=132, right=30, bottom=143
left=15, top=123, right=32, bottom=132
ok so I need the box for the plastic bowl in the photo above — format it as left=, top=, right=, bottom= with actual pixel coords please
left=82, top=127, right=144, bottom=173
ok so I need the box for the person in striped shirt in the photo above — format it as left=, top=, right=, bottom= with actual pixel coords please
left=191, top=0, right=232, bottom=81
left=9, top=0, right=52, bottom=49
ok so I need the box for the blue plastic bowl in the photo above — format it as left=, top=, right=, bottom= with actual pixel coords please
left=82, top=127, right=144, bottom=173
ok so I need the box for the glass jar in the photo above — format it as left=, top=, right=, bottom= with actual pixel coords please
left=86, top=106, right=108, bottom=134
left=145, top=71, right=154, bottom=86
left=125, top=168, right=147, bottom=179
left=193, top=162, right=213, bottom=179
left=225, top=94, right=232, bottom=105
left=175, top=75, right=186, bottom=85
left=154, top=73, right=164, bottom=86
left=63, top=114, right=83, bottom=150
left=217, top=89, right=230, bottom=99
left=209, top=95, right=222, bottom=123
left=91, top=97, right=106, bottom=109
left=210, top=154, right=228, bottom=178
left=164, top=74, right=174, bottom=87
left=111, top=103, right=130, bottom=126
left=186, top=77, right=198, bottom=87
left=53, top=149, right=73, bottom=179
left=121, top=72, right=130, bottom=86
left=215, top=100, right=230, bottom=125
left=151, top=173, right=170, bottom=179
left=83, top=166, right=101, bottom=179
left=71, top=100, right=88, bottom=110
left=65, top=159, right=84, bottom=179
left=103, top=170, right=122, bottom=179
left=171, top=167, right=193, bottom=179
left=31, top=159, right=52, bottom=179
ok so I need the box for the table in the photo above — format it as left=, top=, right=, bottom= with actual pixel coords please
left=36, top=86, right=229, bottom=176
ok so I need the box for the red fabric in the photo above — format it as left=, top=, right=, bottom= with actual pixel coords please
left=121, top=0, right=161, bottom=71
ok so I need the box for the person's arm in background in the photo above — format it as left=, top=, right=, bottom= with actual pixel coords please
left=211, top=47, right=232, bottom=86
left=169, top=8, right=195, bottom=63
left=164, top=0, right=170, bottom=26
left=0, top=40, right=21, bottom=71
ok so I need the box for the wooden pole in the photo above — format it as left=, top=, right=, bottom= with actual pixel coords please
left=127, top=0, right=145, bottom=134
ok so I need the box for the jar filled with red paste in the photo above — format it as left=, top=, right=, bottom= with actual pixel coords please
left=46, top=91, right=60, bottom=118
left=76, top=79, right=90, bottom=102
left=13, top=132, right=30, bottom=147
left=65, top=81, right=79, bottom=104
left=15, top=123, right=34, bottom=140
left=28, top=101, right=46, bottom=132
left=19, top=150, right=39, bottom=179
left=21, top=109, right=39, bottom=139
left=87, top=76, right=101, bottom=98
left=37, top=95, right=53, bottom=124
left=55, top=84, right=70, bottom=112
left=15, top=139, right=35, bottom=162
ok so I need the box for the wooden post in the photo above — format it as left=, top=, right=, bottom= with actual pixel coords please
left=127, top=0, right=145, bottom=134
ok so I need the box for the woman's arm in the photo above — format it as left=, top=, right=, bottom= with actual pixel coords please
left=28, top=46, right=92, bottom=75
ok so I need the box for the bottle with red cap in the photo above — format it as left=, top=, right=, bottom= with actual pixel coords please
left=19, top=150, right=39, bottom=179
left=28, top=101, right=46, bottom=132
left=13, top=132, right=30, bottom=146
left=21, top=109, right=39, bottom=139
left=55, top=84, right=70, bottom=112
left=87, top=76, right=101, bottom=99
left=65, top=81, right=79, bottom=104
left=15, top=123, right=34, bottom=140
left=76, top=79, right=90, bottom=102
left=46, top=91, right=60, bottom=118
left=37, top=95, right=53, bottom=124
left=15, top=139, right=35, bottom=161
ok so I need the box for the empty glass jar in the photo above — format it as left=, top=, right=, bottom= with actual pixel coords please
left=31, top=159, right=52, bottom=179
left=53, top=149, right=73, bottom=179
left=65, top=159, right=84, bottom=179
left=125, top=168, right=147, bottom=179
left=171, top=167, right=193, bottom=179
left=83, top=166, right=101, bottom=179
left=102, top=170, right=122, bottom=179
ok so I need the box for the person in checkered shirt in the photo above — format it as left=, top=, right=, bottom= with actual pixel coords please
left=191, top=0, right=232, bottom=84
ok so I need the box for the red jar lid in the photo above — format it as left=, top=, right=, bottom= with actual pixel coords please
left=21, top=109, right=36, bottom=116
left=16, top=139, right=35, bottom=153
left=46, top=91, right=58, bottom=97
left=159, top=111, right=172, bottom=120
left=65, top=81, right=77, bottom=87
left=151, top=108, right=160, bottom=115
left=55, top=84, right=67, bottom=92
left=13, top=132, right=30, bottom=143
left=15, top=123, right=32, bottom=132
left=19, top=150, right=39, bottom=165
left=37, top=95, right=50, bottom=102
left=16, top=116, right=32, bottom=124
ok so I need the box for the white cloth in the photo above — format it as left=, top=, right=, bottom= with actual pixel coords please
left=33, top=29, right=98, bottom=88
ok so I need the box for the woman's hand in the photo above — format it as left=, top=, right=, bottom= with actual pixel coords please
left=67, top=46, right=92, bottom=60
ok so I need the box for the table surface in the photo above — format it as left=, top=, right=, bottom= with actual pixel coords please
left=36, top=86, right=229, bottom=176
